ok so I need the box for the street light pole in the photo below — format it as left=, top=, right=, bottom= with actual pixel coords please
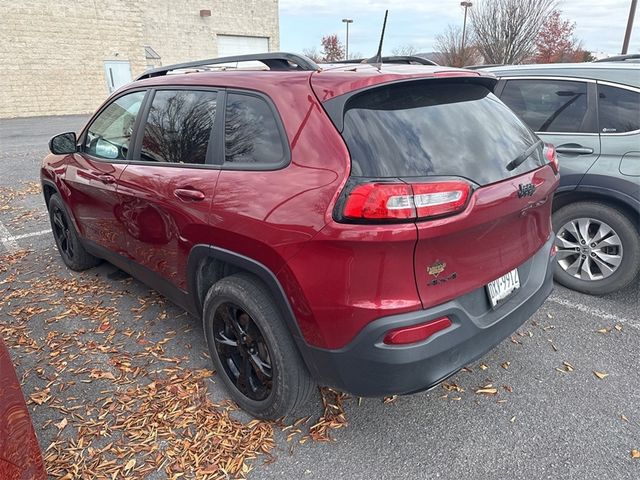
left=622, top=0, right=637, bottom=54
left=460, top=1, right=473, bottom=65
left=342, top=18, right=353, bottom=60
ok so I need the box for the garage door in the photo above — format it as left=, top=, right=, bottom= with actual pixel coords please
left=217, top=35, right=269, bottom=57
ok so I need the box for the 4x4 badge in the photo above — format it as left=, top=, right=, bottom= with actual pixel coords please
left=427, top=260, right=446, bottom=277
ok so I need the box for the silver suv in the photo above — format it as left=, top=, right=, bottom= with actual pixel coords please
left=487, top=63, right=639, bottom=295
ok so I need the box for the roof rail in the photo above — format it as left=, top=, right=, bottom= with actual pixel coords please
left=463, top=64, right=506, bottom=70
left=135, top=52, right=320, bottom=80
left=329, top=55, right=438, bottom=66
left=594, top=53, right=640, bottom=63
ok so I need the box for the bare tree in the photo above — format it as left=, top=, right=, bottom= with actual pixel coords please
left=302, top=47, right=322, bottom=63
left=470, top=0, right=556, bottom=65
left=434, top=26, right=481, bottom=67
left=391, top=44, right=418, bottom=56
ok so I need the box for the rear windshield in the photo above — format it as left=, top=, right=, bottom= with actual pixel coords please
left=341, top=81, right=544, bottom=185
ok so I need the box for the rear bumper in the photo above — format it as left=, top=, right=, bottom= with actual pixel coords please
left=304, top=235, right=555, bottom=397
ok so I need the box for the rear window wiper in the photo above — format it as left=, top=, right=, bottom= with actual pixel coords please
left=506, top=139, right=543, bottom=171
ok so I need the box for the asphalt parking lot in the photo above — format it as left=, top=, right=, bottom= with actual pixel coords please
left=1, top=115, right=639, bottom=480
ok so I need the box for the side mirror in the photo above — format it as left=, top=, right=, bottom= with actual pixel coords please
left=49, top=132, right=77, bottom=155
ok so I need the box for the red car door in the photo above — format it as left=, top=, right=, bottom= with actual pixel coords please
left=64, top=90, right=147, bottom=256
left=116, top=89, right=220, bottom=290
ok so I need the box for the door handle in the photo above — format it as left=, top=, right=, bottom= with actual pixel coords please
left=97, top=174, right=116, bottom=184
left=555, top=145, right=594, bottom=155
left=174, top=188, right=205, bottom=201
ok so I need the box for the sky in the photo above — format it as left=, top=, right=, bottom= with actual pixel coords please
left=279, top=0, right=638, bottom=57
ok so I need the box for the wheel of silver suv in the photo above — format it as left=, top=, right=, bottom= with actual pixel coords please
left=555, top=217, right=622, bottom=281
left=552, top=201, right=640, bottom=295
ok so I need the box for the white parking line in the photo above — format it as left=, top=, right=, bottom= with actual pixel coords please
left=0, top=220, right=19, bottom=252
left=0, top=225, right=52, bottom=252
left=4, top=229, right=52, bottom=242
left=547, top=294, right=640, bottom=330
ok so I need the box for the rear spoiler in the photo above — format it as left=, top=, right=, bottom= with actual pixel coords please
left=320, top=72, right=497, bottom=132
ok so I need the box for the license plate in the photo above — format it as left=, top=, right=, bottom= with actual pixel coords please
left=486, top=269, right=520, bottom=308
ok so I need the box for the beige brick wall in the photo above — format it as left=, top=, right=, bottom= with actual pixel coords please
left=143, top=0, right=279, bottom=65
left=0, top=0, right=279, bottom=118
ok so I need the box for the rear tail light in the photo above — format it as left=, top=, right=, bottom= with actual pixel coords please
left=412, top=181, right=470, bottom=218
left=341, top=181, right=471, bottom=222
left=383, top=316, right=452, bottom=345
left=544, top=143, right=559, bottom=174
left=343, top=183, right=415, bottom=220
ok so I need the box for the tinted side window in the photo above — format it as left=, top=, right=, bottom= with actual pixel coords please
left=224, top=93, right=285, bottom=165
left=140, top=90, right=217, bottom=164
left=598, top=84, right=640, bottom=133
left=501, top=79, right=589, bottom=133
left=84, top=91, right=145, bottom=160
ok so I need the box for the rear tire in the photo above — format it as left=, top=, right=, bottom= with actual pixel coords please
left=553, top=201, right=639, bottom=295
left=48, top=194, right=100, bottom=271
left=203, top=273, right=315, bottom=419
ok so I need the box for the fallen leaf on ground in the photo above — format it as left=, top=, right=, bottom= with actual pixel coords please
left=97, top=320, right=111, bottom=332
left=556, top=361, right=575, bottom=373
left=631, top=449, right=640, bottom=459
left=475, top=386, right=498, bottom=395
left=29, top=388, right=51, bottom=405
left=89, top=369, right=116, bottom=380
left=124, top=458, right=136, bottom=473
left=593, top=371, right=609, bottom=380
left=442, top=382, right=464, bottom=393
left=54, top=418, right=68, bottom=430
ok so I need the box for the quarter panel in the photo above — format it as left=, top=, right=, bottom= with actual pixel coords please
left=278, top=222, right=421, bottom=349
left=209, top=82, right=352, bottom=347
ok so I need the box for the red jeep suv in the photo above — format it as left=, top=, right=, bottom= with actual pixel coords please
left=41, top=53, right=559, bottom=419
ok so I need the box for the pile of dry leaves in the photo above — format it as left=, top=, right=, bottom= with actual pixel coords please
left=1, top=249, right=350, bottom=479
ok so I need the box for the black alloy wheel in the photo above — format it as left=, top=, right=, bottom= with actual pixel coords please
left=212, top=302, right=273, bottom=401
left=51, top=204, right=75, bottom=261
left=203, top=273, right=315, bottom=419
left=47, top=193, right=100, bottom=271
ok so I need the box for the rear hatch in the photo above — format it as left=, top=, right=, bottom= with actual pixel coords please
left=325, top=78, right=559, bottom=308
